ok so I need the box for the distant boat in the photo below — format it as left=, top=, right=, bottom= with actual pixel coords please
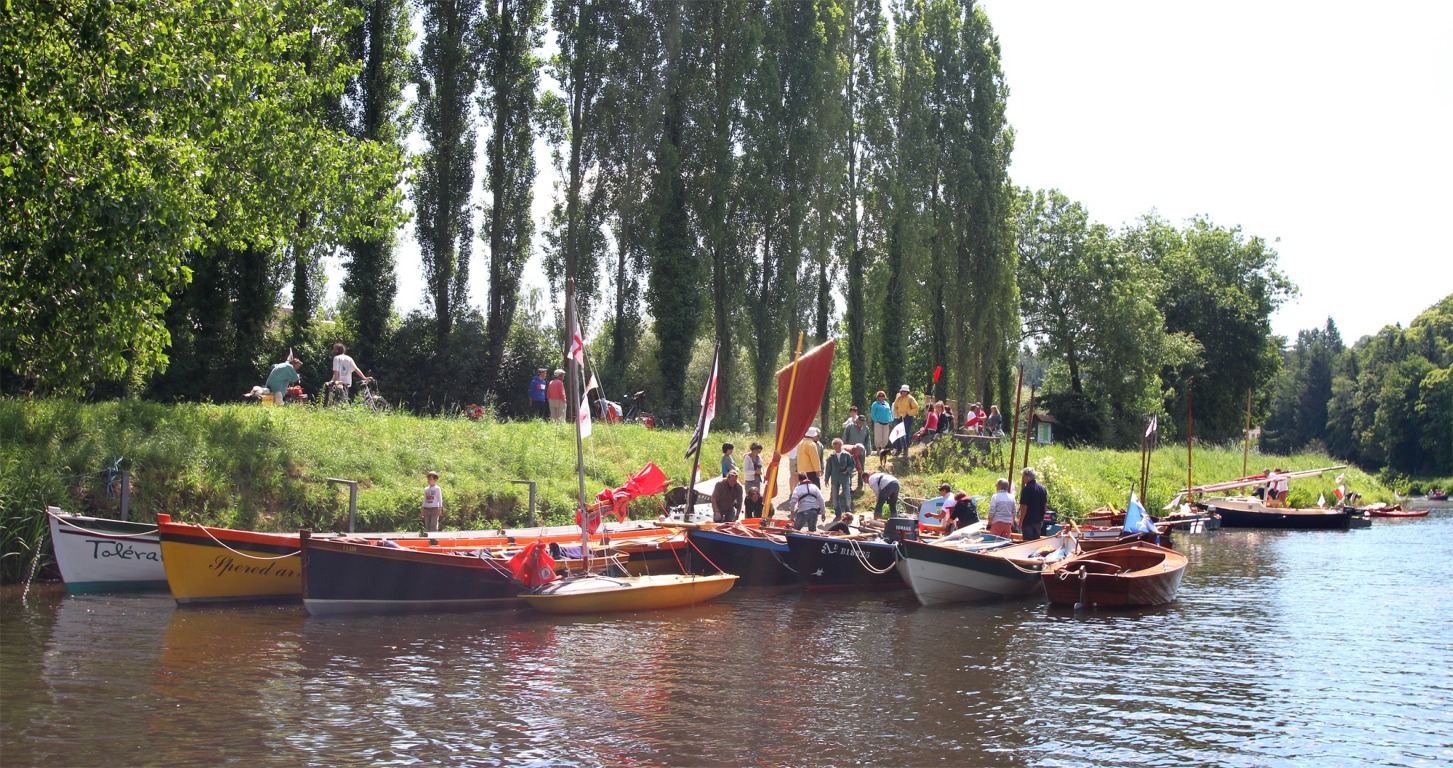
left=46, top=507, right=166, bottom=593
left=1041, top=541, right=1186, bottom=609
left=1196, top=497, right=1352, bottom=530
left=1365, top=504, right=1428, bottom=518
left=896, top=533, right=1071, bottom=606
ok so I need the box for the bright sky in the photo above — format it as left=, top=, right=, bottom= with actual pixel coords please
left=981, top=0, right=1453, bottom=341
left=364, top=1, right=1453, bottom=344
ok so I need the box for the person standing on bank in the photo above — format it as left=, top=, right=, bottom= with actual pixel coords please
left=547, top=369, right=567, bottom=421
left=742, top=442, right=765, bottom=495
left=330, top=343, right=371, bottom=402
left=421, top=471, right=444, bottom=532
left=528, top=368, right=550, bottom=418
left=1018, top=467, right=1048, bottom=541
left=797, top=427, right=823, bottom=486
left=870, top=391, right=894, bottom=456
left=892, top=385, right=919, bottom=456
left=824, top=438, right=856, bottom=515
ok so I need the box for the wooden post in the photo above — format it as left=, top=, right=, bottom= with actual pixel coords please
left=1007, top=365, right=1024, bottom=490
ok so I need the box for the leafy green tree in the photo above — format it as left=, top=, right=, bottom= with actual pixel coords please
left=479, top=0, right=546, bottom=401
left=414, top=0, right=482, bottom=355
left=340, top=0, right=413, bottom=364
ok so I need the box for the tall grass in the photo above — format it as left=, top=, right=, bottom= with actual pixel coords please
left=0, top=398, right=1403, bottom=583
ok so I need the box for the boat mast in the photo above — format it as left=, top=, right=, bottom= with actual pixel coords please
left=568, top=280, right=589, bottom=569
left=1007, top=364, right=1024, bottom=491
left=1242, top=388, right=1252, bottom=477
left=764, top=332, right=806, bottom=508
left=1186, top=377, right=1194, bottom=502
left=1021, top=384, right=1037, bottom=479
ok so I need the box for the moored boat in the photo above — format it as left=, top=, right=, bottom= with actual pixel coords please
left=519, top=572, right=738, bottom=614
left=1366, top=503, right=1427, bottom=518
left=783, top=530, right=903, bottom=591
left=1196, top=497, right=1352, bottom=530
left=1042, top=541, right=1186, bottom=608
left=158, top=514, right=307, bottom=604
left=47, top=507, right=167, bottom=593
left=896, top=533, right=1074, bottom=606
left=685, top=522, right=800, bottom=587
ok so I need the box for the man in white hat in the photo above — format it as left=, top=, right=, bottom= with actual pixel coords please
left=892, top=385, right=919, bottom=456
left=797, top=426, right=823, bottom=486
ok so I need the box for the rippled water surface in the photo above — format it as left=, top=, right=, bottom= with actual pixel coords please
left=4, top=511, right=1452, bottom=767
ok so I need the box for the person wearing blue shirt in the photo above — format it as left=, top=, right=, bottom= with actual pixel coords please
left=1018, top=467, right=1049, bottom=541
left=263, top=358, right=302, bottom=405
left=527, top=368, right=550, bottom=419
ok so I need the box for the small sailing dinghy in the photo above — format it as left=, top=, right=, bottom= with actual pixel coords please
left=1042, top=541, right=1186, bottom=609
left=519, top=283, right=737, bottom=614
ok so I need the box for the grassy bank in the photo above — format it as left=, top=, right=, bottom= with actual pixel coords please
left=0, top=399, right=1409, bottom=583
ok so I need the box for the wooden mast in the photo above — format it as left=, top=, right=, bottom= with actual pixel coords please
left=1242, top=388, right=1252, bottom=477
left=1022, top=385, right=1037, bottom=479
left=567, top=280, right=589, bottom=570
left=764, top=333, right=806, bottom=510
left=1186, top=378, right=1194, bottom=502
left=1007, top=365, right=1024, bottom=490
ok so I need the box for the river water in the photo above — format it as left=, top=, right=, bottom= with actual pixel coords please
left=3, top=509, right=1451, bottom=767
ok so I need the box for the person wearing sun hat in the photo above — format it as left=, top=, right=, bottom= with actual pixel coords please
left=797, top=426, right=823, bottom=486
left=870, top=390, right=894, bottom=453
left=892, top=385, right=919, bottom=456
left=547, top=368, right=567, bottom=421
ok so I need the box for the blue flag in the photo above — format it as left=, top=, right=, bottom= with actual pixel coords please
left=1123, top=492, right=1153, bottom=534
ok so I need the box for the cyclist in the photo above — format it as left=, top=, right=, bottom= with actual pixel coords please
left=329, top=343, right=372, bottom=404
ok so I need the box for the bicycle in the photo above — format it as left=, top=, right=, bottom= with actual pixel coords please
left=323, top=378, right=388, bottom=411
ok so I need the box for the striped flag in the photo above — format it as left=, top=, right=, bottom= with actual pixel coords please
left=685, top=344, right=721, bottom=459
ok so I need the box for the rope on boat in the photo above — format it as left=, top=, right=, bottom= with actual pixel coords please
left=52, top=514, right=159, bottom=540
left=198, top=524, right=301, bottom=561
left=846, top=538, right=897, bottom=575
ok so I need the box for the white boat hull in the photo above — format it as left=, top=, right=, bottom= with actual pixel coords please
left=47, top=508, right=167, bottom=593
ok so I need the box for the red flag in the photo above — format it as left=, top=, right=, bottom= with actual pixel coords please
left=575, top=505, right=604, bottom=534
left=593, top=463, right=670, bottom=522
left=508, top=542, right=558, bottom=589
left=685, top=345, right=720, bottom=459
left=933, top=366, right=942, bottom=383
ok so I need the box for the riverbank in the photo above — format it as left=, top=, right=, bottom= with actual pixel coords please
left=0, top=398, right=1408, bottom=581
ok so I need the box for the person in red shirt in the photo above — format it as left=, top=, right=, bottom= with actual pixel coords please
left=547, top=369, right=567, bottom=421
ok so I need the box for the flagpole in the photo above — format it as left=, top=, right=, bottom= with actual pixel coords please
left=685, top=343, right=720, bottom=519
left=764, top=333, right=806, bottom=513
left=567, top=280, right=590, bottom=571
left=1139, top=417, right=1149, bottom=505
left=1242, top=388, right=1252, bottom=477
left=1007, top=365, right=1024, bottom=491
left=1186, top=377, right=1194, bottom=502
left=1021, top=385, right=1037, bottom=480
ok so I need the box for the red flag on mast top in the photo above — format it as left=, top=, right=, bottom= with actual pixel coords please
left=568, top=308, right=585, bottom=370
left=932, top=366, right=942, bottom=383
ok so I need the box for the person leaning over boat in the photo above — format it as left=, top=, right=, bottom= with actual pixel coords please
left=987, top=478, right=1016, bottom=538
left=789, top=473, right=825, bottom=531
left=865, top=471, right=900, bottom=520
left=711, top=469, right=744, bottom=523
left=1018, top=467, right=1048, bottom=541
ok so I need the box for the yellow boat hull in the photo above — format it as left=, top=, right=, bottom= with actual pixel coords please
left=519, top=573, right=738, bottom=614
left=158, top=516, right=303, bottom=604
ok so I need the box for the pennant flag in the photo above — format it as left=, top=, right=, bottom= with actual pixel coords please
left=888, top=420, right=907, bottom=446
left=586, top=372, right=600, bottom=393
left=1123, top=492, right=1154, bottom=534
left=1335, top=484, right=1346, bottom=502
left=568, top=308, right=585, bottom=369
left=685, top=345, right=721, bottom=459
left=578, top=392, right=592, bottom=439
left=1145, top=414, right=1158, bottom=438
left=1317, top=493, right=1326, bottom=508
left=932, top=365, right=943, bottom=383
left=508, top=541, right=558, bottom=589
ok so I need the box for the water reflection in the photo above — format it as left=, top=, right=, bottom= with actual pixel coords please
left=2, top=513, right=1452, bottom=766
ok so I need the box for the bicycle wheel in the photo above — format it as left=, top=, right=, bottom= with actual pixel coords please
left=367, top=396, right=388, bottom=413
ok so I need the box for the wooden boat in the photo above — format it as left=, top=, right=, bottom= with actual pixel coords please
left=300, top=533, right=628, bottom=615
left=46, top=507, right=167, bottom=593
left=517, top=285, right=739, bottom=614
left=160, top=512, right=675, bottom=605
left=519, top=572, right=738, bottom=614
left=683, top=522, right=800, bottom=587
left=1196, top=497, right=1352, bottom=530
left=1042, top=541, right=1186, bottom=608
left=896, top=533, right=1074, bottom=606
left=1366, top=504, right=1427, bottom=518
left=783, top=530, right=904, bottom=591
left=1073, top=524, right=1174, bottom=552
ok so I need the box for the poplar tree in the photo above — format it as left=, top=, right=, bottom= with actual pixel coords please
left=415, top=0, right=482, bottom=354
left=479, top=0, right=546, bottom=396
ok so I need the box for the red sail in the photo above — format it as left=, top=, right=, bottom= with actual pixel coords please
left=508, top=541, right=558, bottom=588
left=764, top=339, right=836, bottom=501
